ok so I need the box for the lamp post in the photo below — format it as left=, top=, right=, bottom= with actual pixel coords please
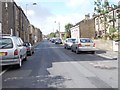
left=54, top=21, right=60, bottom=38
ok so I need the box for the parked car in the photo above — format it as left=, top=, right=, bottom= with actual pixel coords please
left=64, top=38, right=76, bottom=49
left=0, top=35, right=27, bottom=68
left=23, top=42, right=34, bottom=56
left=71, top=38, right=96, bottom=54
left=55, top=38, right=62, bottom=44
left=51, top=38, right=56, bottom=43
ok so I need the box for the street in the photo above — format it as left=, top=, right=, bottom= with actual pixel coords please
left=2, top=40, right=118, bottom=88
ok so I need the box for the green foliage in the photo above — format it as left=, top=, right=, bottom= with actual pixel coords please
left=65, top=23, right=73, bottom=32
left=109, top=27, right=116, bottom=34
left=48, top=32, right=56, bottom=38
left=65, top=23, right=73, bottom=38
left=94, top=0, right=117, bottom=36
left=105, top=27, right=119, bottom=40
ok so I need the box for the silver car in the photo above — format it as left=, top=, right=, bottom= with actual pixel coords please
left=71, top=38, right=96, bottom=54
left=23, top=42, right=34, bottom=56
left=64, top=38, right=76, bottom=49
left=0, top=35, right=27, bottom=68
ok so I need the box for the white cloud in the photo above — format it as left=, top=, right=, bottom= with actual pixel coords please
left=27, top=10, right=35, bottom=16
left=14, top=0, right=92, bottom=35
left=112, top=0, right=120, bottom=2
left=66, top=0, right=89, bottom=8
left=38, top=13, right=85, bottom=35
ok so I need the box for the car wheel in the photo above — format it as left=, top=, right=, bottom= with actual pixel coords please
left=64, top=46, right=66, bottom=49
left=71, top=48, right=74, bottom=52
left=24, top=55, right=27, bottom=61
left=32, top=51, right=34, bottom=54
left=76, top=48, right=79, bottom=54
left=91, top=51, right=95, bottom=54
left=16, top=58, right=22, bottom=69
left=29, top=51, right=32, bottom=56
left=66, top=46, right=68, bottom=49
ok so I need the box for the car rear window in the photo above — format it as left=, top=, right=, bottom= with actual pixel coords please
left=80, top=39, right=93, bottom=43
left=25, top=43, right=29, bottom=46
left=68, top=39, right=76, bottom=42
left=0, top=38, right=13, bottom=49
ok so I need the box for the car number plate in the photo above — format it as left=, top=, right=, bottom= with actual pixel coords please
left=85, top=45, right=90, bottom=46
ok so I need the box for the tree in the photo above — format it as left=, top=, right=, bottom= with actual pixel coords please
left=65, top=23, right=73, bottom=38
left=94, top=0, right=117, bottom=38
left=48, top=32, right=56, bottom=38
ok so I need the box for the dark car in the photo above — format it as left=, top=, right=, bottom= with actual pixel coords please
left=55, top=38, right=62, bottom=44
left=51, top=38, right=56, bottom=43
left=23, top=42, right=34, bottom=56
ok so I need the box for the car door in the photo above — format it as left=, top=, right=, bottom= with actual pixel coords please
left=72, top=39, right=78, bottom=51
left=64, top=39, right=68, bottom=47
left=15, top=37, right=25, bottom=60
left=18, top=38, right=26, bottom=58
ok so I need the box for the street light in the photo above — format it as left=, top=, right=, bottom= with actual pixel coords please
left=54, top=21, right=61, bottom=38
left=25, top=3, right=37, bottom=16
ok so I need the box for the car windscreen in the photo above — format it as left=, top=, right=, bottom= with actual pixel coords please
left=68, top=39, right=76, bottom=42
left=80, top=39, right=93, bottom=43
left=24, top=43, right=30, bottom=46
left=0, top=38, right=13, bottom=49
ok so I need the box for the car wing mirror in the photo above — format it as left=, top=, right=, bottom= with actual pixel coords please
left=23, top=43, right=26, bottom=46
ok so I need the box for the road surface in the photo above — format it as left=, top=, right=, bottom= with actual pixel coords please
left=1, top=40, right=118, bottom=88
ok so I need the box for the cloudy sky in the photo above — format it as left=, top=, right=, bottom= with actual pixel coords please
left=14, top=0, right=119, bottom=35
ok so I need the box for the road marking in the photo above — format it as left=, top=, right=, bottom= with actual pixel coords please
left=0, top=68, right=9, bottom=76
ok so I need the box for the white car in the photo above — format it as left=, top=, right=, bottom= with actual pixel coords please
left=64, top=38, right=76, bottom=49
left=71, top=38, right=96, bottom=54
left=0, top=35, right=27, bottom=68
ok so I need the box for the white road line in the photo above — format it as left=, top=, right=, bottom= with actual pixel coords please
left=0, top=68, right=9, bottom=76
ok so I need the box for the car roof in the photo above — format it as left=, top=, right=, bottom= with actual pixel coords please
left=79, top=38, right=91, bottom=39
left=0, top=35, right=19, bottom=38
left=66, top=38, right=76, bottom=40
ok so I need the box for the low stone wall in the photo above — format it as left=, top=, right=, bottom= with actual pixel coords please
left=93, top=39, right=113, bottom=51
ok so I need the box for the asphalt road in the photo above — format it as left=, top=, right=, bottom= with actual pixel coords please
left=1, top=40, right=118, bottom=88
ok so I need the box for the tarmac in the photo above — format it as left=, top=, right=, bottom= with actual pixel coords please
left=94, top=41, right=118, bottom=70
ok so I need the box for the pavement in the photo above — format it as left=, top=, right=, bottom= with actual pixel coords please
left=94, top=46, right=118, bottom=70
left=96, top=50, right=118, bottom=59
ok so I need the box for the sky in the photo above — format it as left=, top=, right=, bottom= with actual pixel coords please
left=14, top=0, right=119, bottom=35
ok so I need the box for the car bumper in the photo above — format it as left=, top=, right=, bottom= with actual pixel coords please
left=27, top=50, right=31, bottom=54
left=78, top=47, right=96, bottom=51
left=0, top=58, right=20, bottom=66
left=67, top=45, right=72, bottom=49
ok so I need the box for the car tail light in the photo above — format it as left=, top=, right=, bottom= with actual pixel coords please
left=14, top=49, right=18, bottom=55
left=5, top=52, right=8, bottom=56
left=93, top=43, right=96, bottom=47
left=78, top=43, right=82, bottom=47
left=26, top=48, right=30, bottom=50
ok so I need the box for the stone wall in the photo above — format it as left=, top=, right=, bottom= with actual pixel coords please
left=0, top=1, right=2, bottom=34
left=79, top=19, right=95, bottom=38
left=93, top=39, right=113, bottom=51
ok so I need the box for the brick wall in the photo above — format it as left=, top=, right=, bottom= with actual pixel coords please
left=0, top=1, right=2, bottom=22
left=0, top=1, right=2, bottom=34
left=2, top=2, right=15, bottom=35
left=79, top=19, right=95, bottom=38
